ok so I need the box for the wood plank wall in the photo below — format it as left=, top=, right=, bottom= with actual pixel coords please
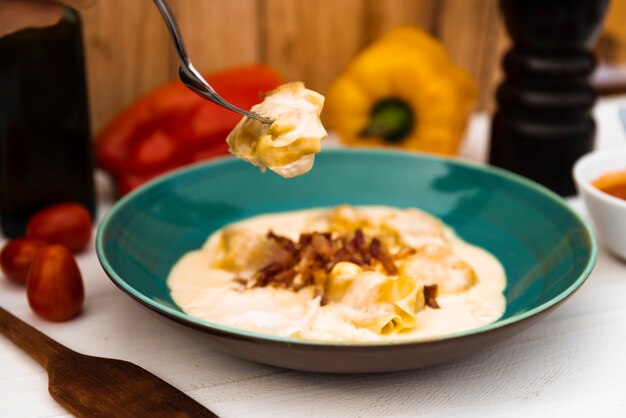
left=80, top=0, right=509, bottom=132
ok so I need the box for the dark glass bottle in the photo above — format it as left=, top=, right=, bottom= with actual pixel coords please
left=0, top=7, right=96, bottom=237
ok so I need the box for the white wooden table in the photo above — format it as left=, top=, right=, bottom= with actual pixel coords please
left=2, top=98, right=626, bottom=418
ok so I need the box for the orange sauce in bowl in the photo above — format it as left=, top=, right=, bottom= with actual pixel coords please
left=592, top=170, right=626, bottom=200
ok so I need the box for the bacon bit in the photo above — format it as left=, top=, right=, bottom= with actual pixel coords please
left=352, top=229, right=371, bottom=264
left=232, top=277, right=248, bottom=287
left=259, top=261, right=287, bottom=276
left=369, top=238, right=398, bottom=274
left=311, top=233, right=333, bottom=259
left=272, top=247, right=294, bottom=266
left=328, top=248, right=348, bottom=270
left=268, top=231, right=296, bottom=254
left=345, top=237, right=356, bottom=254
left=424, top=285, right=440, bottom=309
left=312, top=268, right=327, bottom=296
left=241, top=229, right=412, bottom=298
left=353, top=228, right=365, bottom=248
left=298, top=233, right=312, bottom=247
left=273, top=269, right=297, bottom=286
left=346, top=255, right=365, bottom=267
left=393, top=246, right=417, bottom=260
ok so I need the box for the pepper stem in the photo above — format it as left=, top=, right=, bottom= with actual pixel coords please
left=358, top=98, right=414, bottom=143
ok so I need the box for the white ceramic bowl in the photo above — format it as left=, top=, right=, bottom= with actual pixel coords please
left=573, top=148, right=626, bottom=259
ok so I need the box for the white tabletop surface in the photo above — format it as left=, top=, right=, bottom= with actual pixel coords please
left=2, top=98, right=626, bottom=418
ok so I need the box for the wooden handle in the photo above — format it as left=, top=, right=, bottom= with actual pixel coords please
left=0, top=306, right=69, bottom=369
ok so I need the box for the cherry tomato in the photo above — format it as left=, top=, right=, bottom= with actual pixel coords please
left=0, top=238, right=48, bottom=285
left=27, top=245, right=84, bottom=322
left=26, top=203, right=92, bottom=252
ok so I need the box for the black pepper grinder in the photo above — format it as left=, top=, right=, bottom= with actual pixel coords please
left=488, top=0, right=609, bottom=196
left=0, top=7, right=96, bottom=238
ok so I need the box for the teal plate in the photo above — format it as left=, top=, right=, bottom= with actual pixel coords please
left=96, top=149, right=597, bottom=373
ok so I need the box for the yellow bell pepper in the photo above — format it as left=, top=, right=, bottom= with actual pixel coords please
left=323, top=26, right=477, bottom=155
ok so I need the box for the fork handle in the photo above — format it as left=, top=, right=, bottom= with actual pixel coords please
left=0, top=306, right=69, bottom=369
left=152, top=0, right=190, bottom=66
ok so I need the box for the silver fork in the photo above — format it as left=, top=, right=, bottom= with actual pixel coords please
left=153, top=0, right=273, bottom=125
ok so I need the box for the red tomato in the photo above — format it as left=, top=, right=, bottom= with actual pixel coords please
left=27, top=245, right=84, bottom=322
left=26, top=203, right=93, bottom=253
left=0, top=238, right=48, bottom=285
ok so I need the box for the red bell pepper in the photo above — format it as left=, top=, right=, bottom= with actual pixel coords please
left=95, top=65, right=284, bottom=195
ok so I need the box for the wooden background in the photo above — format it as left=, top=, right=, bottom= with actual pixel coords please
left=80, top=0, right=510, bottom=132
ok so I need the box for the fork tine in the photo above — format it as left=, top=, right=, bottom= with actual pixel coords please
left=179, top=68, right=273, bottom=124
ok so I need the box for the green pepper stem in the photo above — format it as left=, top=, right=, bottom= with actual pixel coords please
left=358, top=98, right=414, bottom=143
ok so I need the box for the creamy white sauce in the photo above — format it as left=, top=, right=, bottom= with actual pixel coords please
left=168, top=207, right=507, bottom=342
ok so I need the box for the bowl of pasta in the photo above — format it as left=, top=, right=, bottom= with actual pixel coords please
left=97, top=149, right=596, bottom=372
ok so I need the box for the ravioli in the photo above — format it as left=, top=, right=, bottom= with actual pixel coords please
left=325, top=262, right=425, bottom=334
left=226, top=82, right=328, bottom=178
left=215, top=227, right=283, bottom=273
